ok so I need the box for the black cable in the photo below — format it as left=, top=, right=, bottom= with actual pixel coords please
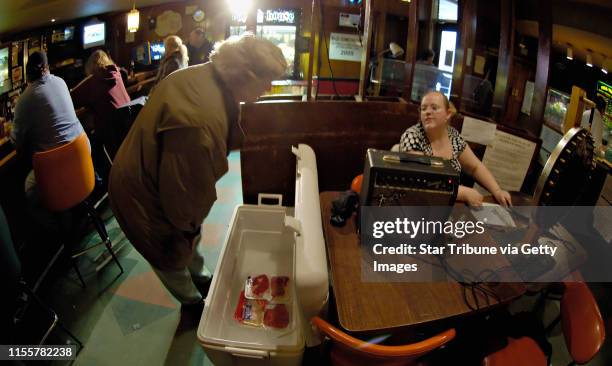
left=357, top=3, right=364, bottom=47
left=319, top=1, right=340, bottom=98
left=432, top=249, right=505, bottom=311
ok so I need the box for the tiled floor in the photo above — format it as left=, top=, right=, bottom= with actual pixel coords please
left=36, top=150, right=611, bottom=366
left=43, top=152, right=244, bottom=366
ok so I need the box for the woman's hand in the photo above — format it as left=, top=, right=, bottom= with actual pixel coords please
left=463, top=187, right=484, bottom=208
left=493, top=189, right=512, bottom=207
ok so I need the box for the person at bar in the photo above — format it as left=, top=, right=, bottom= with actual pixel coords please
left=71, top=50, right=130, bottom=179
left=108, top=34, right=287, bottom=307
left=154, top=35, right=189, bottom=85
left=399, top=90, right=512, bottom=207
left=10, top=51, right=85, bottom=201
left=186, top=28, right=213, bottom=66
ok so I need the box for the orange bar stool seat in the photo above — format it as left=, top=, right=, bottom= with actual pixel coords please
left=561, top=282, right=606, bottom=364
left=312, top=316, right=455, bottom=366
left=482, top=337, right=547, bottom=366
left=32, top=132, right=124, bottom=287
left=483, top=282, right=605, bottom=366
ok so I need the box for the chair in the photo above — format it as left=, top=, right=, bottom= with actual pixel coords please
left=311, top=316, right=456, bottom=366
left=0, top=204, right=82, bottom=349
left=482, top=282, right=605, bottom=366
left=32, top=132, right=124, bottom=287
left=560, top=282, right=606, bottom=364
left=105, top=96, right=146, bottom=160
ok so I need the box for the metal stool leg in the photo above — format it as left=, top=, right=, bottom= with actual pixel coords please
left=71, top=258, right=86, bottom=288
left=24, top=284, right=84, bottom=353
left=85, top=200, right=124, bottom=275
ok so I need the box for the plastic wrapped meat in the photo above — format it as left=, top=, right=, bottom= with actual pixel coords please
left=264, top=304, right=290, bottom=329
left=271, top=276, right=290, bottom=302
left=234, top=290, right=267, bottom=327
left=245, top=274, right=270, bottom=300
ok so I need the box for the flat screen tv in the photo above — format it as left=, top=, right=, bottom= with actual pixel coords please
left=0, top=47, right=10, bottom=94
left=132, top=42, right=151, bottom=65
left=150, top=41, right=165, bottom=62
left=83, top=22, right=105, bottom=49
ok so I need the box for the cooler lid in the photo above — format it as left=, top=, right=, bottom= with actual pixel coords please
left=292, top=144, right=329, bottom=347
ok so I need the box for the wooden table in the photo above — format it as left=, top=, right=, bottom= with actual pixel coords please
left=320, top=191, right=526, bottom=334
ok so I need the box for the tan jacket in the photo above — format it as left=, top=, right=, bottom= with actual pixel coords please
left=109, top=63, right=235, bottom=270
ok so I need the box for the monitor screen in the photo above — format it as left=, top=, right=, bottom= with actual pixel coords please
left=52, top=25, right=75, bottom=43
left=0, top=47, right=10, bottom=94
left=132, top=42, right=151, bottom=65
left=150, top=41, right=165, bottom=62
left=83, top=22, right=105, bottom=49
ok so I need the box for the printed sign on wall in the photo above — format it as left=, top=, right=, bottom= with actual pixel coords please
left=329, top=32, right=362, bottom=62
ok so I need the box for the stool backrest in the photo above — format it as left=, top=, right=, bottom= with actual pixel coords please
left=33, top=133, right=94, bottom=211
left=312, top=316, right=455, bottom=366
left=561, top=282, right=606, bottom=364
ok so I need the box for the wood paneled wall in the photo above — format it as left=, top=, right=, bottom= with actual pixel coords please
left=240, top=100, right=419, bottom=204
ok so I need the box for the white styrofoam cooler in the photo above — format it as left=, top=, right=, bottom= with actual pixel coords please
left=197, top=144, right=329, bottom=366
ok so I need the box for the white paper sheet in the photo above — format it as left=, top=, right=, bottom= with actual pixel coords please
left=471, top=202, right=516, bottom=227
left=481, top=130, right=537, bottom=192
left=461, top=117, right=497, bottom=146
left=329, top=32, right=363, bottom=62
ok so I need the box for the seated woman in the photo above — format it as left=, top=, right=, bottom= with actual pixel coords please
left=71, top=50, right=130, bottom=181
left=154, top=35, right=189, bottom=85
left=399, top=91, right=511, bottom=207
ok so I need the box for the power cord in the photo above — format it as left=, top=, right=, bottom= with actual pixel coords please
left=403, top=244, right=506, bottom=311
left=319, top=1, right=340, bottom=98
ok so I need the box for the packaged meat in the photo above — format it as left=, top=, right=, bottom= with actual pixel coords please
left=264, top=304, right=290, bottom=329
left=234, top=290, right=267, bottom=327
left=271, top=276, right=290, bottom=303
left=245, top=274, right=270, bottom=300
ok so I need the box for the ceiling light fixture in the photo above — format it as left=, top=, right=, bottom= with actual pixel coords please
left=227, top=0, right=253, bottom=19
left=127, top=3, right=140, bottom=33
left=566, top=45, right=573, bottom=60
left=603, top=56, right=608, bottom=74
left=586, top=50, right=593, bottom=67
left=51, top=18, right=56, bottom=23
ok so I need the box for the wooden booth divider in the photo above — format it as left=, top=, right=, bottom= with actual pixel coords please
left=240, top=100, right=419, bottom=205
left=239, top=101, right=543, bottom=206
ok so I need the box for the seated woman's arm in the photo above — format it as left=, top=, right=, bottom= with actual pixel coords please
left=458, top=145, right=512, bottom=207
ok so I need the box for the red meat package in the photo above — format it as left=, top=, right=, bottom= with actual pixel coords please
left=270, top=276, right=290, bottom=303
left=263, top=303, right=290, bottom=329
left=234, top=290, right=267, bottom=327
left=245, top=274, right=270, bottom=300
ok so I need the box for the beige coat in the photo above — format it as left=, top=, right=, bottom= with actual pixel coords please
left=109, top=63, right=236, bottom=271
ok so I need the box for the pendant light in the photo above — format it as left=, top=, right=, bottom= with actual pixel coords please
left=127, top=3, right=140, bottom=33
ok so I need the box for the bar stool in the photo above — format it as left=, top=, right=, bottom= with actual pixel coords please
left=1, top=204, right=82, bottom=350
left=32, top=132, right=124, bottom=287
left=482, top=282, right=605, bottom=366
left=312, top=316, right=455, bottom=366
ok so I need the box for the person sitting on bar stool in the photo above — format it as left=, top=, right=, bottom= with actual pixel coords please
left=109, top=34, right=287, bottom=308
left=154, top=35, right=189, bottom=85
left=71, top=50, right=130, bottom=186
left=10, top=51, right=85, bottom=205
